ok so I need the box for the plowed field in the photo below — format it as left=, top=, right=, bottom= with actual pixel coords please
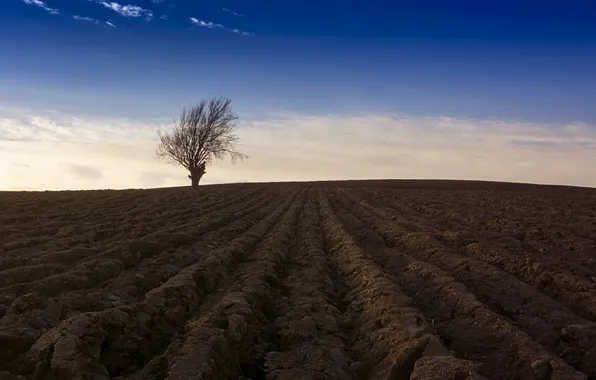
left=1, top=180, right=596, bottom=380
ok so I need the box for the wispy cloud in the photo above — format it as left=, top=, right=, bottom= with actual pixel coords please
left=231, top=113, right=596, bottom=186
left=95, top=1, right=153, bottom=20
left=159, top=15, right=168, bottom=20
left=231, top=29, right=252, bottom=36
left=189, top=17, right=253, bottom=36
left=0, top=105, right=175, bottom=190
left=22, top=0, right=59, bottom=14
left=150, top=0, right=164, bottom=3
left=106, top=21, right=117, bottom=27
left=73, top=15, right=100, bottom=24
left=1, top=104, right=596, bottom=190
left=189, top=18, right=224, bottom=29
left=0, top=106, right=154, bottom=143
left=222, top=7, right=243, bottom=17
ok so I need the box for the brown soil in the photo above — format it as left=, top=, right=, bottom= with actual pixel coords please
left=1, top=180, right=595, bottom=379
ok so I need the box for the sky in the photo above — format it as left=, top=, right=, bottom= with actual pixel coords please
left=1, top=0, right=595, bottom=190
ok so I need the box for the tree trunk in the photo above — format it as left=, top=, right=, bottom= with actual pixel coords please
left=190, top=174, right=201, bottom=189
left=188, top=162, right=206, bottom=190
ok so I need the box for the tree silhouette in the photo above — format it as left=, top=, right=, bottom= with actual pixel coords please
left=157, top=96, right=247, bottom=189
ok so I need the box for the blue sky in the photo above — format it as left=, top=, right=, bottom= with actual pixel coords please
left=1, top=0, right=596, bottom=189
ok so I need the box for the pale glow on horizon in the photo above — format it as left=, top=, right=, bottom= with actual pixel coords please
left=1, top=105, right=595, bottom=191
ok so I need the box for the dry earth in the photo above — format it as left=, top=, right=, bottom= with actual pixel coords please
left=1, top=180, right=596, bottom=380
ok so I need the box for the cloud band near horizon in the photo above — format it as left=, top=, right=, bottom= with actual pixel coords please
left=1, top=105, right=595, bottom=190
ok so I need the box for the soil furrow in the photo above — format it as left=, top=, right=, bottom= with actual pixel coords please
left=0, top=187, right=264, bottom=269
left=319, top=192, right=487, bottom=380
left=365, top=188, right=596, bottom=281
left=0, top=192, right=290, bottom=368
left=0, top=189, right=274, bottom=299
left=8, top=190, right=299, bottom=378
left=337, top=189, right=596, bottom=376
left=0, top=188, right=225, bottom=257
left=130, top=190, right=306, bottom=380
left=264, top=190, right=359, bottom=380
left=347, top=189, right=596, bottom=322
left=329, top=191, right=588, bottom=379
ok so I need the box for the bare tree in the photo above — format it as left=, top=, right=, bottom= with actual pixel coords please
left=156, top=96, right=247, bottom=189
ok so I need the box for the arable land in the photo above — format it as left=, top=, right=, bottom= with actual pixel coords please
left=1, top=180, right=596, bottom=379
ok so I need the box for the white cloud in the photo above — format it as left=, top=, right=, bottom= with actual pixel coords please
left=73, top=15, right=100, bottom=24
left=189, top=17, right=253, bottom=36
left=0, top=106, right=154, bottom=143
left=0, top=106, right=167, bottom=190
left=1, top=105, right=596, bottom=190
left=222, top=7, right=243, bottom=17
left=189, top=18, right=223, bottom=29
left=22, top=0, right=59, bottom=14
left=160, top=15, right=168, bottom=20
left=106, top=21, right=117, bottom=27
left=150, top=0, right=164, bottom=3
left=231, top=29, right=252, bottom=36
left=95, top=1, right=153, bottom=20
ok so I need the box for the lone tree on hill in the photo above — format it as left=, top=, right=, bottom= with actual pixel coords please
left=156, top=96, right=247, bottom=189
